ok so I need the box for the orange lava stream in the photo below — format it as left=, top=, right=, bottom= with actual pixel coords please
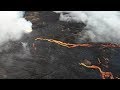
left=34, top=37, right=120, bottom=79
left=79, top=63, right=114, bottom=79
left=35, top=37, right=120, bottom=48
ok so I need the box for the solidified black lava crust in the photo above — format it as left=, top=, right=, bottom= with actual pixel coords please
left=0, top=11, right=119, bottom=79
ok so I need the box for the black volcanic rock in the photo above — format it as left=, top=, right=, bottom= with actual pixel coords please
left=0, top=11, right=119, bottom=79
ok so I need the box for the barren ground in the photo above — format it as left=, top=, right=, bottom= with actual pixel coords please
left=0, top=11, right=119, bottom=79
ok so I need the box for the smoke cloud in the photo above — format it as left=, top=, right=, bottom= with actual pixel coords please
left=0, top=11, right=32, bottom=51
left=54, top=11, right=120, bottom=44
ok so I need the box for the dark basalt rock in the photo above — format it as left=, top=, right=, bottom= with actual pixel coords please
left=0, top=11, right=119, bottom=79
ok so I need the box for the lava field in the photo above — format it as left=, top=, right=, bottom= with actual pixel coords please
left=0, top=11, right=120, bottom=79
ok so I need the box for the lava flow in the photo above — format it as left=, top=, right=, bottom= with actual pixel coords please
left=35, top=37, right=120, bottom=48
left=33, top=37, right=120, bottom=79
left=79, top=63, right=114, bottom=79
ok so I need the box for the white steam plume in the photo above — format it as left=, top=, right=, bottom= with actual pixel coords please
left=0, top=11, right=32, bottom=47
left=54, top=11, right=120, bottom=44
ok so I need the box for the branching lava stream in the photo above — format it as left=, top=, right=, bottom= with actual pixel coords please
left=79, top=63, right=114, bottom=79
left=33, top=37, right=120, bottom=79
left=35, top=37, right=120, bottom=48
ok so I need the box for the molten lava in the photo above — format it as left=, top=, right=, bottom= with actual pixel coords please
left=24, top=29, right=33, bottom=33
left=79, top=63, right=114, bottom=79
left=33, top=37, right=120, bottom=79
left=35, top=37, right=120, bottom=48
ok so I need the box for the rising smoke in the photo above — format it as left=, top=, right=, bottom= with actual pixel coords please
left=0, top=11, right=32, bottom=51
left=54, top=11, right=120, bottom=44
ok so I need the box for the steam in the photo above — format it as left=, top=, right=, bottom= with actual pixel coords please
left=0, top=11, right=32, bottom=46
left=21, top=42, right=31, bottom=58
left=54, top=11, right=120, bottom=44
left=0, top=11, right=32, bottom=51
